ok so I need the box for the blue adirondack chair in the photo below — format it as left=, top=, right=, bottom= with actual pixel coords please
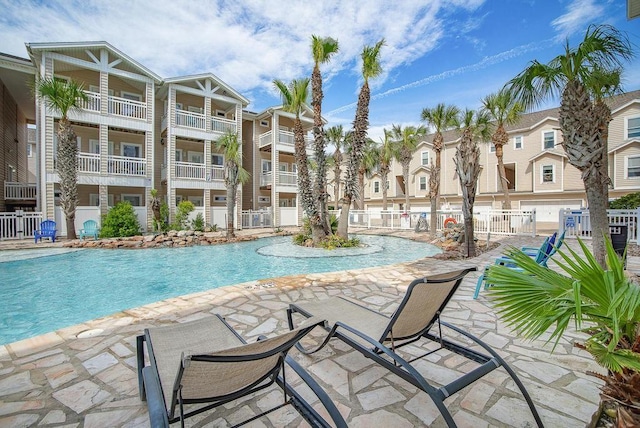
left=79, top=220, right=100, bottom=240
left=34, top=220, right=57, bottom=243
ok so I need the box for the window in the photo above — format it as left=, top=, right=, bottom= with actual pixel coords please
left=89, top=194, right=114, bottom=206
left=514, top=135, right=523, bottom=150
left=260, top=120, right=269, bottom=127
left=212, top=154, right=224, bottom=166
left=542, top=165, right=554, bottom=183
left=120, top=91, right=142, bottom=101
left=27, top=144, right=32, bottom=157
left=628, top=117, right=640, bottom=139
left=89, top=85, right=114, bottom=96
left=262, top=159, right=272, bottom=172
left=490, top=144, right=496, bottom=153
left=419, top=176, right=427, bottom=191
left=188, top=106, right=204, bottom=114
left=543, top=131, right=555, bottom=149
left=122, top=194, right=142, bottom=206
left=188, top=151, right=204, bottom=163
left=176, top=102, right=184, bottom=110
left=175, top=149, right=183, bottom=162
left=421, top=151, right=429, bottom=166
left=258, top=196, right=270, bottom=203
left=216, top=110, right=226, bottom=118
left=188, top=196, right=203, bottom=206
left=214, top=195, right=227, bottom=202
left=121, top=142, right=142, bottom=158
left=374, top=181, right=380, bottom=193
left=626, top=156, right=640, bottom=178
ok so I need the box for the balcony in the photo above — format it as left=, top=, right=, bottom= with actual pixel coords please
left=173, top=109, right=237, bottom=134
left=175, top=161, right=224, bottom=181
left=74, top=152, right=146, bottom=176
left=261, top=171, right=298, bottom=187
left=79, top=91, right=147, bottom=120
left=4, top=182, right=37, bottom=200
left=258, top=130, right=312, bottom=149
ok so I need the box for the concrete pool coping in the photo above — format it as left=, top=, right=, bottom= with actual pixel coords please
left=0, top=231, right=634, bottom=427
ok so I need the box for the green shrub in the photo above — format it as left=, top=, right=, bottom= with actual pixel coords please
left=159, top=202, right=170, bottom=232
left=319, top=234, right=360, bottom=250
left=172, top=200, right=195, bottom=230
left=192, top=213, right=205, bottom=232
left=100, top=202, right=141, bottom=238
left=610, top=192, right=640, bottom=209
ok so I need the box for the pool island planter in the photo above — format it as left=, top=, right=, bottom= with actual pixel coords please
left=62, top=230, right=259, bottom=249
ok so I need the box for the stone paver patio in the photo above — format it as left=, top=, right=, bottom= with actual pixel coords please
left=0, top=234, right=613, bottom=427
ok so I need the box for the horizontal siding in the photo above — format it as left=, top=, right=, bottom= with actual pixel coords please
left=616, top=144, right=640, bottom=188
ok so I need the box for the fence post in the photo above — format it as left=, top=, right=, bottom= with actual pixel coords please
left=16, top=210, right=24, bottom=240
left=532, top=209, right=536, bottom=237
left=637, top=207, right=640, bottom=245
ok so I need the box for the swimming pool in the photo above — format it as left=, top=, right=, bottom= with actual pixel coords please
left=0, top=235, right=440, bottom=344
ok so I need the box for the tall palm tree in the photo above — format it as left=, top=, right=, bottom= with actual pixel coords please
left=326, top=125, right=345, bottom=208
left=215, top=130, right=250, bottom=239
left=481, top=89, right=524, bottom=210
left=35, top=77, right=88, bottom=240
left=274, top=78, right=324, bottom=243
left=421, top=103, right=460, bottom=236
left=378, top=129, right=395, bottom=214
left=338, top=39, right=385, bottom=239
left=454, top=109, right=490, bottom=257
left=357, top=139, right=380, bottom=210
left=391, top=124, right=427, bottom=212
left=311, top=35, right=339, bottom=236
left=507, top=24, right=633, bottom=266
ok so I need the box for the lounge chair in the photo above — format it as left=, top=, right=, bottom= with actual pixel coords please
left=34, top=219, right=57, bottom=243
left=136, top=315, right=346, bottom=428
left=287, top=268, right=543, bottom=428
left=78, top=219, right=99, bottom=240
left=474, top=231, right=565, bottom=299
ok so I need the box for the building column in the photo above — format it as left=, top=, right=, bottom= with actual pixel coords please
left=167, top=88, right=176, bottom=222
left=99, top=184, right=109, bottom=219
left=203, top=139, right=211, bottom=225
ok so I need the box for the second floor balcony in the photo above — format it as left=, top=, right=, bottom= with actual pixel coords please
left=80, top=91, right=147, bottom=120
left=260, top=171, right=298, bottom=187
left=4, top=182, right=37, bottom=200
left=75, top=152, right=146, bottom=176
left=161, top=109, right=237, bottom=134
left=258, top=130, right=313, bottom=151
left=161, top=162, right=224, bottom=182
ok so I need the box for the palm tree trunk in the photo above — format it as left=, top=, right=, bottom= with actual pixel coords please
left=337, top=195, right=351, bottom=239
left=358, top=169, right=365, bottom=210
left=226, top=184, right=235, bottom=239
left=496, top=145, right=512, bottom=210
left=403, top=164, right=410, bottom=211
left=57, top=118, right=78, bottom=240
left=429, top=146, right=441, bottom=238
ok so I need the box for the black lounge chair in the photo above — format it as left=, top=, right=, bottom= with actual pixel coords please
left=287, top=267, right=544, bottom=428
left=137, top=315, right=346, bottom=428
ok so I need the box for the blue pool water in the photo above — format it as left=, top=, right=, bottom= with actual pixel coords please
left=0, top=235, right=440, bottom=345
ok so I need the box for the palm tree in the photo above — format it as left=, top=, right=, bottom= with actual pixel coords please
left=273, top=78, right=324, bottom=243
left=454, top=109, right=490, bottom=257
left=338, top=39, right=385, bottom=239
left=215, top=130, right=250, bottom=239
left=326, top=125, right=345, bottom=208
left=507, top=24, right=633, bottom=266
left=421, top=103, right=460, bottom=236
left=481, top=89, right=524, bottom=210
left=311, top=35, right=339, bottom=236
left=35, top=77, right=88, bottom=240
left=357, top=139, right=380, bottom=210
left=378, top=129, right=395, bottom=214
left=149, top=188, right=162, bottom=231
left=391, top=124, right=427, bottom=212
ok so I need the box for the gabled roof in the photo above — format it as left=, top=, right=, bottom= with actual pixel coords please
left=257, top=104, right=322, bottom=124
left=608, top=139, right=640, bottom=154
left=163, top=73, right=249, bottom=106
left=411, top=164, right=431, bottom=175
left=26, top=41, right=162, bottom=83
left=528, top=149, right=567, bottom=162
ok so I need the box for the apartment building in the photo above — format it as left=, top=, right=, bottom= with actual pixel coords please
left=362, top=90, right=640, bottom=227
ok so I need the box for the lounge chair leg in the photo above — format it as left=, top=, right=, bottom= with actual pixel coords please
left=136, top=335, right=146, bottom=401
left=473, top=273, right=484, bottom=299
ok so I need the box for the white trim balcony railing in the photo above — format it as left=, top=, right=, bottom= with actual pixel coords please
left=4, top=182, right=37, bottom=200
left=107, top=155, right=146, bottom=176
left=209, top=165, right=224, bottom=181
left=77, top=152, right=101, bottom=173
left=176, top=109, right=206, bottom=130
left=279, top=171, right=297, bottom=186
left=211, top=117, right=236, bottom=134
left=259, top=131, right=273, bottom=148
left=174, top=162, right=225, bottom=181
left=108, top=96, right=146, bottom=119
left=261, top=171, right=273, bottom=186
left=258, top=130, right=313, bottom=148
left=81, top=91, right=101, bottom=112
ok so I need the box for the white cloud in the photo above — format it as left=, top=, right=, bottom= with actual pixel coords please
left=551, top=0, right=605, bottom=39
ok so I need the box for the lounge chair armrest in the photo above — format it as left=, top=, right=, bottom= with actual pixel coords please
left=141, top=366, right=170, bottom=428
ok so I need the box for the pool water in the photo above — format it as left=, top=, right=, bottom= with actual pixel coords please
left=0, top=235, right=440, bottom=344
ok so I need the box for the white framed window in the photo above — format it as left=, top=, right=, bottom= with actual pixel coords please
left=121, top=142, right=142, bottom=158
left=176, top=102, right=184, bottom=110
left=89, top=85, right=114, bottom=95
left=627, top=116, right=640, bottom=139
left=279, top=163, right=288, bottom=172
left=626, top=155, right=640, bottom=178
left=490, top=143, right=496, bottom=153
left=188, top=196, right=203, bottom=206
left=90, top=139, right=113, bottom=155
left=421, top=151, right=429, bottom=166
left=419, top=176, right=427, bottom=191
left=211, top=154, right=224, bottom=166
left=175, top=149, right=183, bottom=162
left=260, top=120, right=269, bottom=127
left=27, top=144, right=32, bottom=157
left=214, top=195, right=227, bottom=202
left=291, top=163, right=297, bottom=173
left=215, top=109, right=226, bottom=118
left=188, top=151, right=204, bottom=163
left=262, top=159, right=272, bottom=172
left=514, top=135, right=523, bottom=150
left=374, top=181, right=380, bottom=193
left=176, top=195, right=184, bottom=204
left=122, top=193, right=142, bottom=206
left=120, top=91, right=142, bottom=101
left=89, top=193, right=100, bottom=207
left=542, top=131, right=555, bottom=150
left=188, top=106, right=204, bottom=114
left=258, top=196, right=270, bottom=203
left=541, top=165, right=554, bottom=183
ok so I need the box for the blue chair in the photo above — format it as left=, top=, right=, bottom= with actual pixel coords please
left=34, top=220, right=57, bottom=243
left=79, top=220, right=100, bottom=240
left=474, top=231, right=565, bottom=299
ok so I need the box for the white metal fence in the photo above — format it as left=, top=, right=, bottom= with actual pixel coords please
left=559, top=208, right=639, bottom=243
left=241, top=209, right=272, bottom=228
left=0, top=211, right=43, bottom=240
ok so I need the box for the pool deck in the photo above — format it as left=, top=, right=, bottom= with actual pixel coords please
left=0, top=231, right=635, bottom=427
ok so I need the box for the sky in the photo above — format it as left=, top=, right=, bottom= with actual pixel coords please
left=0, top=0, right=639, bottom=141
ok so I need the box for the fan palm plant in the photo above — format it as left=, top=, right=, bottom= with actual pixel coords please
left=326, top=125, right=345, bottom=208
left=391, top=124, right=426, bottom=212
left=421, top=103, right=460, bottom=237
left=454, top=108, right=490, bottom=257
left=35, top=77, right=88, bottom=239
left=507, top=24, right=634, bottom=266
left=215, top=130, right=250, bottom=239
left=338, top=39, right=385, bottom=239
left=486, top=238, right=640, bottom=424
left=311, top=35, right=339, bottom=236
left=481, top=89, right=523, bottom=210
